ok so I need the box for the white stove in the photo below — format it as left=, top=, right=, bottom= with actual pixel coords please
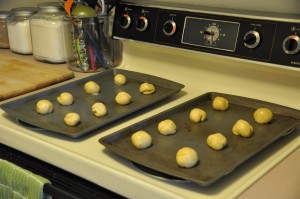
left=1, top=0, right=300, bottom=198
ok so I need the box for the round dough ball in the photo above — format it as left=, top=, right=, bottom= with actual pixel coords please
left=84, top=81, right=100, bottom=95
left=92, top=102, right=107, bottom=117
left=139, top=82, right=156, bottom=94
left=212, top=96, right=229, bottom=111
left=64, top=112, right=80, bottom=126
left=36, top=100, right=54, bottom=114
left=254, top=108, right=273, bottom=124
left=158, top=119, right=177, bottom=135
left=115, top=91, right=132, bottom=105
left=189, top=108, right=206, bottom=123
left=114, top=74, right=127, bottom=86
left=176, top=147, right=198, bottom=168
left=57, top=92, right=74, bottom=105
left=207, top=133, right=227, bottom=150
left=131, top=130, right=152, bottom=149
left=232, top=119, right=254, bottom=137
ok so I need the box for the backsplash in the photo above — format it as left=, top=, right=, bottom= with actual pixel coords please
left=0, top=0, right=51, bottom=10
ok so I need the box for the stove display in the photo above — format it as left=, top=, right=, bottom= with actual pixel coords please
left=113, top=3, right=300, bottom=68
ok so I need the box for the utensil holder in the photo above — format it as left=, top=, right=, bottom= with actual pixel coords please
left=63, top=15, right=122, bottom=72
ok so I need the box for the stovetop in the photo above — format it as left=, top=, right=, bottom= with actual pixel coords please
left=1, top=40, right=300, bottom=198
left=0, top=1, right=300, bottom=198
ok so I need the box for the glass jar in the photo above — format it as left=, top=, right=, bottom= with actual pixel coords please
left=0, top=11, right=10, bottom=48
left=30, top=2, right=68, bottom=63
left=63, top=15, right=123, bottom=72
left=7, top=7, right=37, bottom=54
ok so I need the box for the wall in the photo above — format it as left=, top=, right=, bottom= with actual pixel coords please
left=0, top=0, right=53, bottom=10
left=125, top=0, right=299, bottom=14
left=2, top=0, right=299, bottom=14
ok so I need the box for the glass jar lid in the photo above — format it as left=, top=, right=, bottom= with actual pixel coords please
left=37, top=2, right=65, bottom=13
left=0, top=11, right=10, bottom=19
left=11, top=7, right=37, bottom=17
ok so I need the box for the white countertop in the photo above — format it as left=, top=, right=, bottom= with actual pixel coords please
left=1, top=42, right=300, bottom=199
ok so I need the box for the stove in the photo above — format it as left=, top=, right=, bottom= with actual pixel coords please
left=113, top=1, right=300, bottom=68
left=1, top=0, right=300, bottom=198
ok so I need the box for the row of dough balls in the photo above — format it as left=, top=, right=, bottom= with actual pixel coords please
left=131, top=119, right=178, bottom=150
left=85, top=74, right=156, bottom=95
left=190, top=97, right=273, bottom=150
left=85, top=80, right=155, bottom=106
left=36, top=92, right=75, bottom=115
left=193, top=96, right=273, bottom=135
left=36, top=99, right=107, bottom=126
left=82, top=74, right=156, bottom=104
left=211, top=96, right=273, bottom=124
left=83, top=80, right=133, bottom=106
left=115, top=73, right=157, bottom=94
left=36, top=76, right=157, bottom=126
left=114, top=81, right=156, bottom=105
left=114, top=73, right=156, bottom=94
left=188, top=96, right=228, bottom=122
left=131, top=119, right=196, bottom=168
left=36, top=92, right=107, bottom=115
left=130, top=97, right=273, bottom=168
left=63, top=102, right=108, bottom=126
left=131, top=130, right=199, bottom=168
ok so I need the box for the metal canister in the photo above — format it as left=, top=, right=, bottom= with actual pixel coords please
left=7, top=7, right=37, bottom=54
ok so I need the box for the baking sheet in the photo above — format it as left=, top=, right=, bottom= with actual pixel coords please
left=0, top=69, right=184, bottom=138
left=99, top=92, right=300, bottom=186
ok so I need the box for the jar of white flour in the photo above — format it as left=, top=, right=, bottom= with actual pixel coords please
left=7, top=7, right=37, bottom=54
left=30, top=2, right=67, bottom=63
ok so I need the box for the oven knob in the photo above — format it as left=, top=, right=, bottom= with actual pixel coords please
left=136, top=16, right=149, bottom=32
left=120, top=14, right=131, bottom=29
left=243, top=30, right=261, bottom=49
left=282, top=35, right=300, bottom=55
left=163, top=20, right=177, bottom=36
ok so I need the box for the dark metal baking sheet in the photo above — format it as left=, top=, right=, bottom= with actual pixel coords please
left=99, top=92, right=300, bottom=186
left=0, top=69, right=184, bottom=138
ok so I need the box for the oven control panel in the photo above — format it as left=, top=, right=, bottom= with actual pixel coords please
left=113, top=4, right=300, bottom=68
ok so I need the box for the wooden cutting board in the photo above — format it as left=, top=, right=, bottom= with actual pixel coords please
left=0, top=58, right=74, bottom=101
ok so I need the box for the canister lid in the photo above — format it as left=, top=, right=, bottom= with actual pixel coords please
left=11, top=7, right=37, bottom=17
left=0, top=11, right=10, bottom=19
left=37, top=2, right=65, bottom=12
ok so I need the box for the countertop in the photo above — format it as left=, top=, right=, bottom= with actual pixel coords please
left=1, top=45, right=300, bottom=199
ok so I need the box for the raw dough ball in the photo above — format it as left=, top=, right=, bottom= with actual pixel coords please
left=115, top=91, right=132, bottom=105
left=57, top=92, right=74, bottom=105
left=92, top=102, right=107, bottom=117
left=36, top=100, right=54, bottom=114
left=189, top=108, right=206, bottom=123
left=139, top=82, right=156, bottom=94
left=254, top=108, right=273, bottom=124
left=176, top=147, right=198, bottom=168
left=232, top=119, right=254, bottom=137
left=131, top=130, right=152, bottom=149
left=158, top=119, right=177, bottom=135
left=207, top=133, right=227, bottom=150
left=114, top=74, right=127, bottom=86
left=64, top=112, right=80, bottom=126
left=84, top=81, right=100, bottom=95
left=212, top=96, right=229, bottom=111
